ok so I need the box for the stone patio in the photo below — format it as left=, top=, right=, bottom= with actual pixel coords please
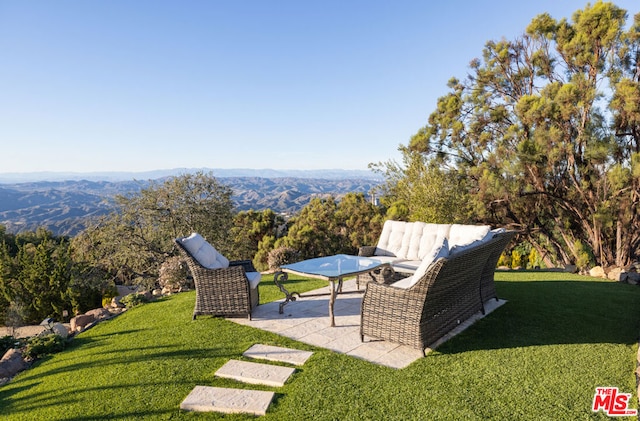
left=230, top=278, right=506, bottom=369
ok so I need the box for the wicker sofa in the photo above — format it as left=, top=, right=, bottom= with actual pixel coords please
left=359, top=221, right=515, bottom=353
left=175, top=233, right=260, bottom=320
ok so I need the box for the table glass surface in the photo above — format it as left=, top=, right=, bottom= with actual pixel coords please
left=280, top=254, right=385, bottom=279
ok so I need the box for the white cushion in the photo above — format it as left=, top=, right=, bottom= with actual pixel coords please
left=246, top=272, right=261, bottom=289
left=375, top=220, right=407, bottom=257
left=391, top=260, right=421, bottom=273
left=404, top=222, right=426, bottom=260
left=395, top=222, right=417, bottom=259
left=179, top=233, right=229, bottom=269
left=448, top=224, right=491, bottom=248
left=392, top=237, right=449, bottom=289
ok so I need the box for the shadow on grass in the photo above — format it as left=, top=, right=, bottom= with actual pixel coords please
left=438, top=278, right=640, bottom=354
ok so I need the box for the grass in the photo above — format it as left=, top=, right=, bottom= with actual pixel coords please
left=1, top=272, right=639, bottom=420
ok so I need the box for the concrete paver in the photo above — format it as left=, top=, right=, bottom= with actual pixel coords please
left=231, top=278, right=506, bottom=369
left=215, top=359, right=295, bottom=387
left=180, top=386, right=274, bottom=416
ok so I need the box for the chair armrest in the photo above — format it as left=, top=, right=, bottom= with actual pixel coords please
left=229, top=260, right=257, bottom=273
left=358, top=246, right=377, bottom=257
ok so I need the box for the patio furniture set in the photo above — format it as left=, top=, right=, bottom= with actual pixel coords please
left=175, top=221, right=515, bottom=354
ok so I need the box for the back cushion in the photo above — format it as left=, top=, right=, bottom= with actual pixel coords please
left=417, top=224, right=451, bottom=260
left=448, top=224, right=492, bottom=256
left=405, top=221, right=426, bottom=261
left=376, top=220, right=406, bottom=257
left=396, top=222, right=422, bottom=259
left=448, top=224, right=491, bottom=248
left=179, top=233, right=229, bottom=269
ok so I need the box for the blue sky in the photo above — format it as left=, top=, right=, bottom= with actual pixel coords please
left=1, top=1, right=638, bottom=174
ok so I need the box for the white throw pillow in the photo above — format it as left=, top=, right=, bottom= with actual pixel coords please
left=392, top=237, right=449, bottom=289
left=179, top=233, right=229, bottom=269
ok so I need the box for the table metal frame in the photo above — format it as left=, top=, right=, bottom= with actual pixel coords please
left=273, top=255, right=391, bottom=327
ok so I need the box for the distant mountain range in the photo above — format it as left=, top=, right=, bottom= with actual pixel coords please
left=0, top=169, right=383, bottom=237
left=0, top=168, right=378, bottom=183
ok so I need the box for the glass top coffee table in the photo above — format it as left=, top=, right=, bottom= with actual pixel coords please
left=274, top=254, right=391, bottom=327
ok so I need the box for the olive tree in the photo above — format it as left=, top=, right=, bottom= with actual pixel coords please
left=71, top=172, right=235, bottom=287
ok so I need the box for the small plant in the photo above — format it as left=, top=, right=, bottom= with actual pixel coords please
left=120, top=293, right=149, bottom=308
left=0, top=335, right=21, bottom=356
left=23, top=334, right=66, bottom=360
left=511, top=249, right=523, bottom=269
left=267, top=247, right=299, bottom=271
left=102, top=284, right=119, bottom=307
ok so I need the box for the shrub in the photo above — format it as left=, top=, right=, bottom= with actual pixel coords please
left=267, top=247, right=299, bottom=271
left=120, top=293, right=149, bottom=308
left=158, top=256, right=189, bottom=292
left=511, top=249, right=523, bottom=269
left=102, top=284, right=119, bottom=307
left=23, top=334, right=66, bottom=360
left=0, top=335, right=20, bottom=356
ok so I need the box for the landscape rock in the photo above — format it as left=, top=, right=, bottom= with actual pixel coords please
left=564, top=264, right=578, bottom=273
left=85, top=308, right=112, bottom=321
left=116, top=285, right=138, bottom=296
left=626, top=272, right=640, bottom=285
left=0, top=349, right=27, bottom=378
left=589, top=266, right=606, bottom=279
left=51, top=323, right=69, bottom=339
left=71, top=314, right=95, bottom=332
left=607, top=267, right=624, bottom=281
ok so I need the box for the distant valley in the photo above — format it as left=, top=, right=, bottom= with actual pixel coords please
left=0, top=175, right=382, bottom=237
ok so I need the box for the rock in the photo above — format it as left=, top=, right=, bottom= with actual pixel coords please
left=564, top=264, right=578, bottom=273
left=589, top=266, right=606, bottom=278
left=152, top=289, right=163, bottom=296
left=85, top=308, right=112, bottom=321
left=50, top=323, right=69, bottom=339
left=0, top=349, right=27, bottom=378
left=626, top=272, right=640, bottom=285
left=70, top=314, right=95, bottom=332
left=116, top=285, right=137, bottom=296
left=607, top=267, right=624, bottom=281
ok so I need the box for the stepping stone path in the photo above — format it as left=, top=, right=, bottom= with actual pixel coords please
left=180, top=344, right=313, bottom=416
left=215, top=359, right=296, bottom=387
left=243, top=343, right=314, bottom=366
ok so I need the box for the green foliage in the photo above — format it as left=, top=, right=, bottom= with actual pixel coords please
left=120, top=293, right=149, bottom=308
left=528, top=248, right=541, bottom=269
left=371, top=147, right=472, bottom=224
left=0, top=230, right=74, bottom=325
left=497, top=252, right=511, bottom=268
left=267, top=246, right=300, bottom=270
left=0, top=335, right=19, bottom=356
left=101, top=284, right=118, bottom=308
left=510, top=249, right=523, bottom=269
left=71, top=171, right=235, bottom=287
left=381, top=2, right=640, bottom=268
left=573, top=239, right=594, bottom=270
left=230, top=209, right=284, bottom=269
left=23, top=334, right=66, bottom=360
left=276, top=194, right=384, bottom=260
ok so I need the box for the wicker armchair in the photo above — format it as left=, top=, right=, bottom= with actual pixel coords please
left=360, top=237, right=498, bottom=354
left=175, top=239, right=259, bottom=320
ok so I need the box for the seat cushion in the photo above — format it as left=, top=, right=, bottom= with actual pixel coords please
left=391, top=260, right=421, bottom=273
left=178, top=233, right=230, bottom=269
left=246, top=272, right=261, bottom=289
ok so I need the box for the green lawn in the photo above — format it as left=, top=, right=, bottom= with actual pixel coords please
left=1, top=272, right=639, bottom=420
